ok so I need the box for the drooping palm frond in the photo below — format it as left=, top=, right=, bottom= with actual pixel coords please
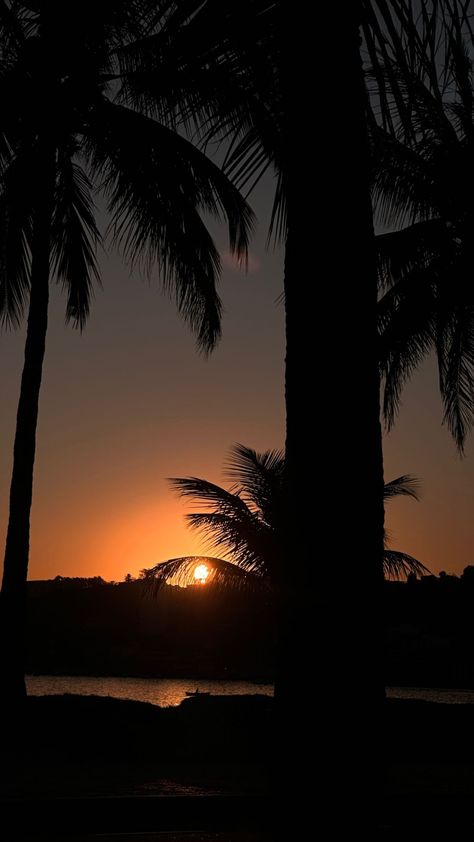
left=186, top=512, right=272, bottom=577
left=142, top=555, right=270, bottom=597
left=169, top=474, right=275, bottom=577
left=384, top=474, right=420, bottom=501
left=170, top=475, right=254, bottom=513
left=376, top=219, right=448, bottom=291
left=0, top=146, right=35, bottom=327
left=0, top=1, right=35, bottom=47
left=224, top=443, right=284, bottom=525
left=87, top=100, right=254, bottom=351
left=383, top=550, right=430, bottom=581
left=378, top=269, right=436, bottom=428
left=436, top=303, right=474, bottom=450
left=363, top=0, right=474, bottom=137
left=117, top=0, right=282, bottom=237
left=365, top=1, right=474, bottom=452
left=51, top=157, right=101, bottom=330
left=382, top=472, right=428, bottom=580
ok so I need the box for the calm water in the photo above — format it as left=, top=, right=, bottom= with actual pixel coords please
left=25, top=676, right=474, bottom=706
left=386, top=686, right=474, bottom=704
left=26, top=675, right=274, bottom=707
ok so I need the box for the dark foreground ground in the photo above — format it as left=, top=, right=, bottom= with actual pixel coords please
left=1, top=694, right=273, bottom=841
left=3, top=694, right=474, bottom=838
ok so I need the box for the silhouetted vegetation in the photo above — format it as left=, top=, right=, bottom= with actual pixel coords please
left=25, top=577, right=275, bottom=680
left=385, top=568, right=474, bottom=688
left=364, top=1, right=474, bottom=450
left=27, top=567, right=474, bottom=690
left=144, top=447, right=427, bottom=594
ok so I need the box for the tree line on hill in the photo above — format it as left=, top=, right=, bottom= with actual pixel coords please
left=26, top=576, right=275, bottom=680
left=25, top=570, right=474, bottom=690
left=385, top=568, right=474, bottom=688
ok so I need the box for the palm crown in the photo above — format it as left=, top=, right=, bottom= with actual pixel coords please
left=143, top=444, right=429, bottom=592
left=0, top=0, right=254, bottom=346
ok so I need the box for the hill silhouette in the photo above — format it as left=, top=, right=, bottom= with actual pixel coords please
left=26, top=577, right=276, bottom=680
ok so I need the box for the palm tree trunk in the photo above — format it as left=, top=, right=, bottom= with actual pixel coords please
left=275, top=3, right=385, bottom=833
left=0, top=154, right=55, bottom=714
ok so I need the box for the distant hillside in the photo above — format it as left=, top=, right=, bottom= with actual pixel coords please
left=26, top=576, right=276, bottom=680
left=26, top=571, right=474, bottom=686
left=385, top=569, right=474, bottom=687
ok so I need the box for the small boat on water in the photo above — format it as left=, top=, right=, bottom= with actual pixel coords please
left=185, top=688, right=211, bottom=697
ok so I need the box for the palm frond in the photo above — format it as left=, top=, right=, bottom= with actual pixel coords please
left=185, top=511, right=272, bottom=576
left=169, top=473, right=272, bottom=576
left=383, top=549, right=430, bottom=581
left=169, top=475, right=253, bottom=514
left=118, top=0, right=281, bottom=233
left=371, top=128, right=446, bottom=229
left=376, top=219, right=448, bottom=291
left=436, top=304, right=474, bottom=450
left=51, top=157, right=101, bottom=330
left=141, top=555, right=270, bottom=597
left=0, top=147, right=35, bottom=328
left=363, top=0, right=474, bottom=137
left=384, top=474, right=421, bottom=501
left=87, top=101, right=254, bottom=351
left=378, top=271, right=436, bottom=428
left=0, top=1, right=36, bottom=46
left=170, top=476, right=267, bottom=565
left=224, top=443, right=284, bottom=525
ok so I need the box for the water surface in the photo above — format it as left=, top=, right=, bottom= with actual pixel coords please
left=26, top=675, right=274, bottom=707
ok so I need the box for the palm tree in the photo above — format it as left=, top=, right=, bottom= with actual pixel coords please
left=362, top=0, right=474, bottom=450
left=82, top=1, right=397, bottom=827
left=0, top=1, right=254, bottom=708
left=135, top=3, right=385, bottom=827
left=142, top=445, right=428, bottom=590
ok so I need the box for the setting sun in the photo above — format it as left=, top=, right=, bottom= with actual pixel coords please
left=194, top=563, right=210, bottom=584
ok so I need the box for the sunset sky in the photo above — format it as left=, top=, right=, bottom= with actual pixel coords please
left=1, top=177, right=473, bottom=582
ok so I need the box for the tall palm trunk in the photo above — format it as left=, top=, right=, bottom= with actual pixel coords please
left=275, top=4, right=385, bottom=833
left=0, top=151, right=55, bottom=713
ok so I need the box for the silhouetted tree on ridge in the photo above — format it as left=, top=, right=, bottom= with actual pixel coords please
left=0, top=0, right=253, bottom=710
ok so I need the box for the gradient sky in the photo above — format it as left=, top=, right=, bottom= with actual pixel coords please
left=1, top=177, right=473, bottom=581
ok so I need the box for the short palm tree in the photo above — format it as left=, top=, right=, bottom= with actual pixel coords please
left=0, top=1, right=253, bottom=705
left=143, top=444, right=428, bottom=591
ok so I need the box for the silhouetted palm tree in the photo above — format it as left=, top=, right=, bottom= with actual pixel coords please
left=143, top=4, right=386, bottom=827
left=0, top=1, right=253, bottom=706
left=143, top=445, right=428, bottom=591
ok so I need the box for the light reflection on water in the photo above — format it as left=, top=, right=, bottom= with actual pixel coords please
left=26, top=675, right=274, bottom=707
left=386, top=686, right=474, bottom=704
left=26, top=677, right=473, bottom=706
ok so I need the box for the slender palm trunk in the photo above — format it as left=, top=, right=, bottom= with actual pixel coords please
left=274, top=4, right=385, bottom=834
left=0, top=153, right=55, bottom=713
